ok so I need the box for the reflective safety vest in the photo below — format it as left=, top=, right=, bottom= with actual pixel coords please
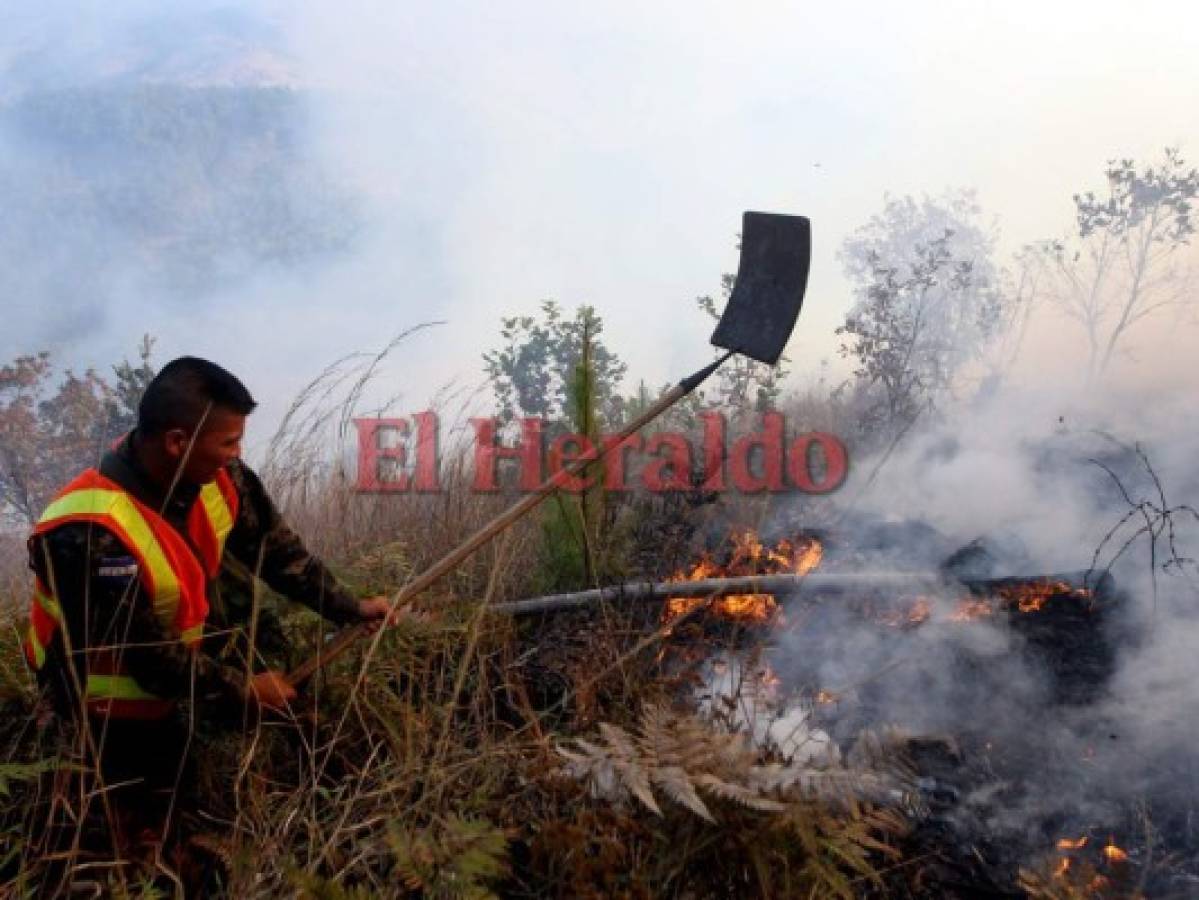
left=24, top=467, right=239, bottom=719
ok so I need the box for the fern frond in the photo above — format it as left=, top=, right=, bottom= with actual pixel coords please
left=691, top=773, right=786, bottom=813
left=651, top=766, right=714, bottom=823
left=558, top=703, right=917, bottom=828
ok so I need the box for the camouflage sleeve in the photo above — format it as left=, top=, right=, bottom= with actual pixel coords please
left=223, top=460, right=363, bottom=626
left=30, top=524, right=248, bottom=711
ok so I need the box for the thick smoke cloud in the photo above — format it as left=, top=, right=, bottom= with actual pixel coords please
left=8, top=0, right=1197, bottom=447
left=751, top=380, right=1199, bottom=863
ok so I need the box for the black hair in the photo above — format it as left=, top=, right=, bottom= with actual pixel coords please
left=137, top=356, right=257, bottom=437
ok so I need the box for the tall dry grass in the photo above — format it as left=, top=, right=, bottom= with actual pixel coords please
left=0, top=344, right=916, bottom=897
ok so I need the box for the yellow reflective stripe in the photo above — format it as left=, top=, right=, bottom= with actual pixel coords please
left=181, top=623, right=204, bottom=644
left=86, top=673, right=163, bottom=701
left=26, top=625, right=45, bottom=668
left=199, top=480, right=234, bottom=550
left=39, top=488, right=181, bottom=630
left=39, top=488, right=121, bottom=526
left=33, top=587, right=62, bottom=623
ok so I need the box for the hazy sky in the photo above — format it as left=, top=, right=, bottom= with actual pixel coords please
left=3, top=1, right=1198, bottom=449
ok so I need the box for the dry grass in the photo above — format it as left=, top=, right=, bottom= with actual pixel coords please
left=0, top=533, right=27, bottom=620
left=0, top=471, right=912, bottom=897
left=0, top=348, right=914, bottom=897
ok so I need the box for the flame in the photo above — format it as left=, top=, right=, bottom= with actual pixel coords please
left=662, top=532, right=822, bottom=626
left=996, top=579, right=1093, bottom=613
left=1053, top=856, right=1072, bottom=879
left=906, top=598, right=932, bottom=625
left=777, top=537, right=824, bottom=574
left=1056, top=836, right=1088, bottom=851
left=944, top=580, right=1095, bottom=624
left=721, top=530, right=823, bottom=577
left=662, top=594, right=776, bottom=623
left=950, top=598, right=994, bottom=622
left=1103, top=838, right=1128, bottom=863
left=814, top=689, right=839, bottom=705
left=879, top=597, right=933, bottom=628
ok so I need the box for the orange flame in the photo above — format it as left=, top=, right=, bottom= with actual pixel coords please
left=879, top=597, right=933, bottom=628
left=1103, top=838, right=1128, bottom=863
left=1053, top=856, right=1072, bottom=878
left=662, top=594, right=777, bottom=623
left=944, top=580, right=1095, bottom=624
left=907, top=598, right=932, bottom=625
left=950, top=598, right=994, bottom=622
left=1056, top=836, right=1088, bottom=851
left=662, top=532, right=822, bottom=626
left=997, top=580, right=1093, bottom=613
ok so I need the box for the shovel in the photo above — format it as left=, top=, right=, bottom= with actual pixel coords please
left=287, top=211, right=811, bottom=686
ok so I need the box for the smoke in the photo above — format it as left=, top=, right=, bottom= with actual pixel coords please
left=748, top=375, right=1199, bottom=873
left=7, top=0, right=1197, bottom=455
left=0, top=3, right=361, bottom=421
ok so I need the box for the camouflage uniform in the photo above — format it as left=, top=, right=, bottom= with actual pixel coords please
left=28, top=431, right=363, bottom=714
left=27, top=432, right=365, bottom=843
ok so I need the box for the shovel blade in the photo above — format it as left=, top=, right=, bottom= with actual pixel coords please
left=710, top=211, right=811, bottom=366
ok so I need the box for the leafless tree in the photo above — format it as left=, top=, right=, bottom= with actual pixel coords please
left=837, top=191, right=1006, bottom=438
left=1036, top=148, right=1198, bottom=380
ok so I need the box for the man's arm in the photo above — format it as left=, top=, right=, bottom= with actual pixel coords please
left=31, top=523, right=248, bottom=709
left=222, top=461, right=367, bottom=626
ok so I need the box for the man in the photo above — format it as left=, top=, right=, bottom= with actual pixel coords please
left=24, top=356, right=394, bottom=849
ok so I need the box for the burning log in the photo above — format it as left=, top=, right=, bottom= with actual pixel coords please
left=490, top=570, right=1115, bottom=620
left=488, top=572, right=949, bottom=617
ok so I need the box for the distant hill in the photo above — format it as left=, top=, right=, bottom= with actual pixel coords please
left=0, top=81, right=358, bottom=350
left=0, top=5, right=299, bottom=100
left=0, top=6, right=364, bottom=355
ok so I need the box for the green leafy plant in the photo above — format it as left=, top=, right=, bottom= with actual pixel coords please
left=387, top=815, right=509, bottom=899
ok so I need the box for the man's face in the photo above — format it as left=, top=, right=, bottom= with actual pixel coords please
left=164, top=407, right=246, bottom=485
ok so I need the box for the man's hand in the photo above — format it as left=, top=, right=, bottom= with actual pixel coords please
left=357, top=596, right=431, bottom=632
left=357, top=596, right=394, bottom=632
left=247, top=671, right=297, bottom=711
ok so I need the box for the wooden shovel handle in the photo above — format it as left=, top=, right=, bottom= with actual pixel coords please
left=285, top=359, right=728, bottom=687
